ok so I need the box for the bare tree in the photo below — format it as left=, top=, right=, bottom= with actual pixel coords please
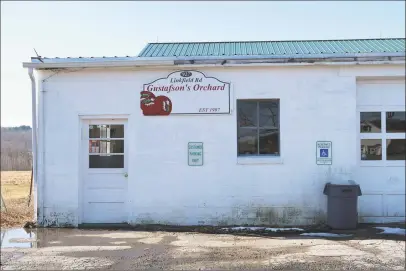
left=1, top=126, right=32, bottom=171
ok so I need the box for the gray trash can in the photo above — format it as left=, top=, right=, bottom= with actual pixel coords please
left=323, top=182, right=362, bottom=230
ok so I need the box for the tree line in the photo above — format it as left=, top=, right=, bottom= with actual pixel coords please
left=1, top=126, right=32, bottom=171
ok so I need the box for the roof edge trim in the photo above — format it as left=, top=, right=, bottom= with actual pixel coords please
left=23, top=53, right=405, bottom=69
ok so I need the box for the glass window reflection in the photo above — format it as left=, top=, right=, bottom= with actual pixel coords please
left=361, top=139, right=382, bottom=160
left=360, top=112, right=381, bottom=133
left=386, top=112, right=406, bottom=133
left=387, top=139, right=406, bottom=160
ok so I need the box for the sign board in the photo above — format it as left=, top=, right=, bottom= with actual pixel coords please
left=316, top=141, right=332, bottom=165
left=141, top=70, right=230, bottom=116
left=188, top=142, right=203, bottom=166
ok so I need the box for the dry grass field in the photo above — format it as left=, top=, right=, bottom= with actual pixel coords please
left=1, top=171, right=33, bottom=228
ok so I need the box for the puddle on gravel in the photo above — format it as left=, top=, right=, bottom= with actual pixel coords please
left=0, top=228, right=170, bottom=249
left=1, top=228, right=37, bottom=248
left=1, top=225, right=403, bottom=249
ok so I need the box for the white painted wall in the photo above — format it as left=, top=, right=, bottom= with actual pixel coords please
left=34, top=64, right=405, bottom=227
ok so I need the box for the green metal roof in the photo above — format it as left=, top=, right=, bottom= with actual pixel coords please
left=138, top=38, right=405, bottom=58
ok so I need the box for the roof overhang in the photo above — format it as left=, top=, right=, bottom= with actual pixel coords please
left=22, top=52, right=405, bottom=69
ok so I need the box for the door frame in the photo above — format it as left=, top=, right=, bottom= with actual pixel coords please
left=78, top=114, right=130, bottom=225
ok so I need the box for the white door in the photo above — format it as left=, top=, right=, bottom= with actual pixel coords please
left=81, top=119, right=128, bottom=223
left=356, top=79, right=406, bottom=223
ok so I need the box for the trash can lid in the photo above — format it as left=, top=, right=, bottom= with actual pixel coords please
left=323, top=181, right=362, bottom=196
left=329, top=179, right=358, bottom=185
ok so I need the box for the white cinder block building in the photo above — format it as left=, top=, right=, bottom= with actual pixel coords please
left=23, top=38, right=405, bottom=227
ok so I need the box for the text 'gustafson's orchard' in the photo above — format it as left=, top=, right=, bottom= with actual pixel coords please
left=145, top=77, right=226, bottom=93
left=145, top=84, right=226, bottom=93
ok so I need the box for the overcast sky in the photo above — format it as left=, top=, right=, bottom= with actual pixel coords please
left=1, top=1, right=405, bottom=126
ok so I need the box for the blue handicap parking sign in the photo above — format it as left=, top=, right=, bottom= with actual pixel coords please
left=320, top=149, right=329, bottom=157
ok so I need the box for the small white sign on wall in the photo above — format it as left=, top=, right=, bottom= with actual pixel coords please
left=316, top=141, right=332, bottom=165
left=188, top=142, right=203, bottom=166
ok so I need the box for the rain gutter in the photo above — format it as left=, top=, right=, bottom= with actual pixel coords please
left=28, top=68, right=38, bottom=222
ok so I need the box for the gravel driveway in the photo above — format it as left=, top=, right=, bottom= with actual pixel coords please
left=1, top=228, right=405, bottom=270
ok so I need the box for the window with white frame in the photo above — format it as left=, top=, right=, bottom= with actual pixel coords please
left=88, top=124, right=125, bottom=168
left=360, top=111, right=405, bottom=161
left=237, top=100, right=280, bottom=156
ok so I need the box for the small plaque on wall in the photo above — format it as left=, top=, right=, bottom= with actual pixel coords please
left=188, top=142, right=203, bottom=166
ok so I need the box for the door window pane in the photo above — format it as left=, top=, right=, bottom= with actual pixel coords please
left=238, top=128, right=258, bottom=155
left=387, top=139, right=406, bottom=160
left=259, top=129, right=279, bottom=155
left=89, top=125, right=124, bottom=138
left=89, top=140, right=124, bottom=154
left=259, top=101, right=279, bottom=128
left=89, top=155, right=124, bottom=168
left=237, top=101, right=257, bottom=127
left=360, top=112, right=381, bottom=133
left=386, top=112, right=406, bottom=133
left=109, top=125, right=125, bottom=138
left=361, top=139, right=382, bottom=160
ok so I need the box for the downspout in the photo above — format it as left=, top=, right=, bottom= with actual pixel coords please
left=28, top=68, right=38, bottom=222
left=38, top=75, right=46, bottom=225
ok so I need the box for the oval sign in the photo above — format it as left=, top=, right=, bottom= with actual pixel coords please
left=180, top=71, right=192, bottom=77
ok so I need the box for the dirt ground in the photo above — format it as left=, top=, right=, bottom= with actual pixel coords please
left=1, top=228, right=405, bottom=270
left=1, top=171, right=33, bottom=228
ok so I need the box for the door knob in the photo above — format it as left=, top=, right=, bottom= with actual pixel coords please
left=124, top=173, right=128, bottom=178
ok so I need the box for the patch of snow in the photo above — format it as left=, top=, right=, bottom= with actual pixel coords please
left=300, top=232, right=352, bottom=238
left=220, top=227, right=304, bottom=232
left=375, top=227, right=406, bottom=236
left=221, top=227, right=265, bottom=231
left=265, top=228, right=304, bottom=232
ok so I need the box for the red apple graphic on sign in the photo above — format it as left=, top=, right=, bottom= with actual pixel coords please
left=140, top=91, right=172, bottom=116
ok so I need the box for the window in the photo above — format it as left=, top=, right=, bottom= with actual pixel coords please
left=360, top=112, right=381, bottom=133
left=360, top=111, right=405, bottom=161
left=237, top=100, right=280, bottom=156
left=386, top=112, right=405, bottom=133
left=360, top=139, right=382, bottom=160
left=88, top=124, right=125, bottom=168
left=387, top=139, right=406, bottom=160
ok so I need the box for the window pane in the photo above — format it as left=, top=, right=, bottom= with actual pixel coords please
left=100, top=125, right=109, bottom=138
left=238, top=128, right=258, bottom=155
left=89, top=125, right=100, bottom=138
left=259, top=101, right=279, bottom=128
left=237, top=101, right=257, bottom=127
left=360, top=112, right=381, bottom=133
left=109, top=125, right=124, bottom=138
left=360, top=139, right=382, bottom=160
left=386, top=112, right=406, bottom=133
left=89, top=140, right=124, bottom=153
left=89, top=125, right=124, bottom=138
left=387, top=139, right=406, bottom=160
left=259, top=129, right=279, bottom=155
left=89, top=155, right=124, bottom=168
